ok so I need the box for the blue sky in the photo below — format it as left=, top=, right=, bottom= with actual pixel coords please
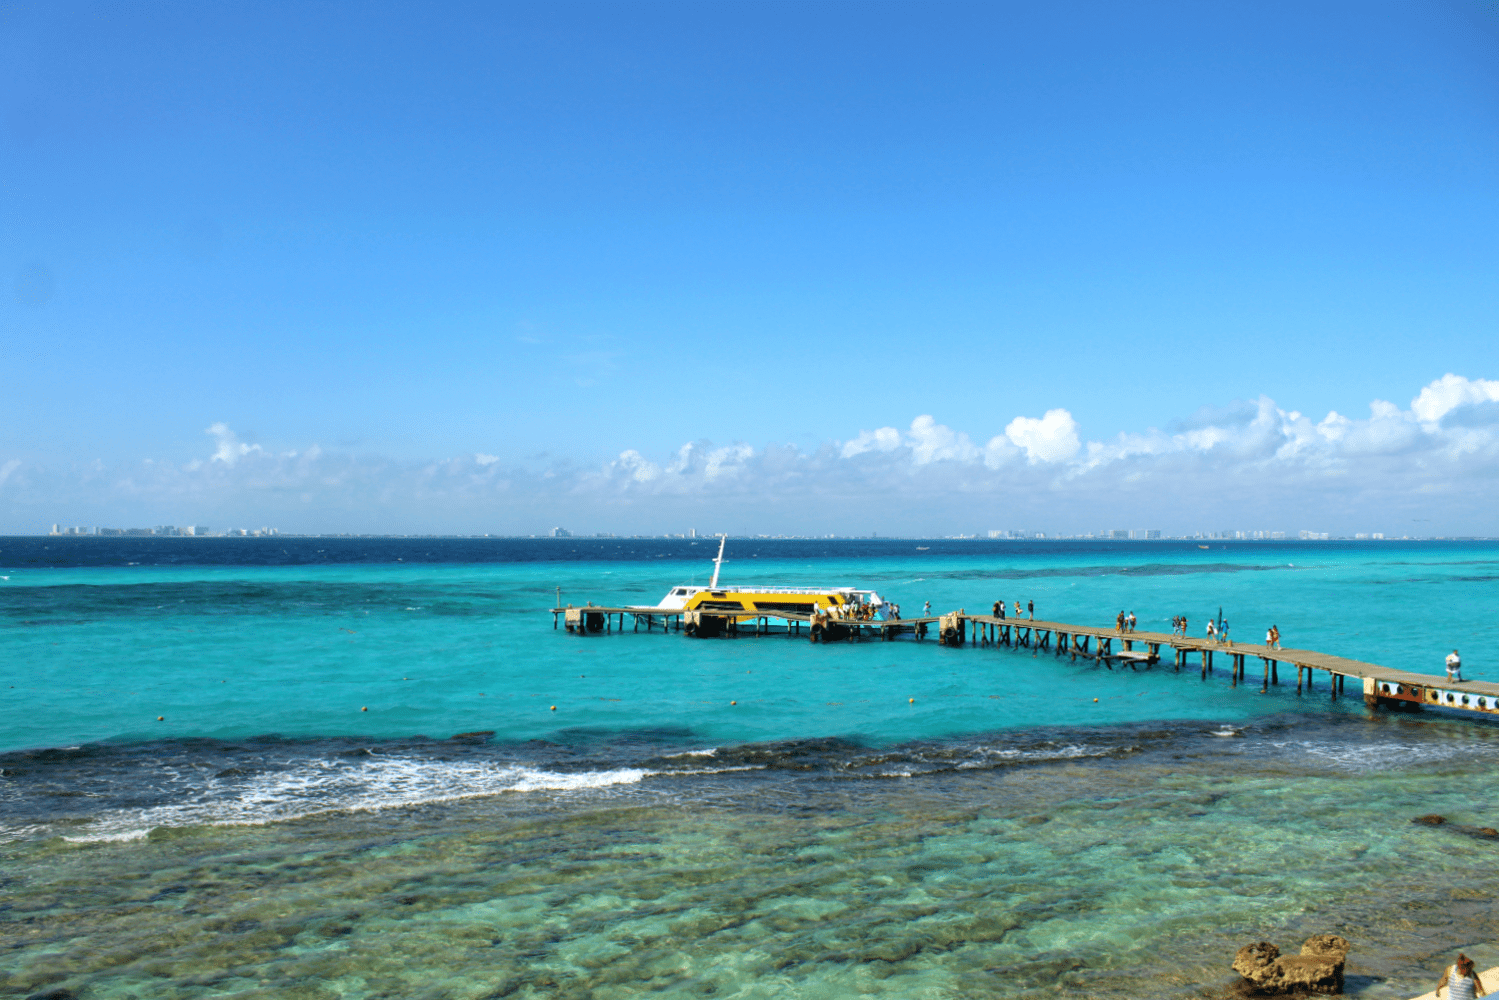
left=3, top=1, right=1499, bottom=535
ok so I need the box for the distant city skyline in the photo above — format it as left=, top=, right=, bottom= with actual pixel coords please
left=37, top=524, right=1460, bottom=542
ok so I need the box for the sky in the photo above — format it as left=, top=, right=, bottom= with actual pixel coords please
left=3, top=0, right=1498, bottom=536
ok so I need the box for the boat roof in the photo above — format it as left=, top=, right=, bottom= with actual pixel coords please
left=668, top=584, right=874, bottom=595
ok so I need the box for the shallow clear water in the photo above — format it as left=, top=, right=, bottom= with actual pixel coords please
left=3, top=538, right=1499, bottom=998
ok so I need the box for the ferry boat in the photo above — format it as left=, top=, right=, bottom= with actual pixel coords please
left=640, top=537, right=891, bottom=621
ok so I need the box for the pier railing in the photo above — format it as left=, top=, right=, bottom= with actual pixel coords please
left=550, top=604, right=1497, bottom=717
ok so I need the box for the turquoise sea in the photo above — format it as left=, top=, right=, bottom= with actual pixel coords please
left=4, top=538, right=1499, bottom=999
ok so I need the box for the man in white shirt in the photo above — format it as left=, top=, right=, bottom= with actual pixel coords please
left=1446, top=649, right=1462, bottom=682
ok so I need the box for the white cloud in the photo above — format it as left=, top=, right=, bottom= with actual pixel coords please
left=1316, top=411, right=1351, bottom=442
left=206, top=422, right=263, bottom=467
left=11, top=374, right=1499, bottom=536
left=841, top=426, right=901, bottom=458
left=1005, top=409, right=1081, bottom=463
left=907, top=415, right=980, bottom=464
left=1411, top=374, right=1499, bottom=425
left=982, top=435, right=1020, bottom=469
left=613, top=449, right=661, bottom=483
left=705, top=443, right=754, bottom=480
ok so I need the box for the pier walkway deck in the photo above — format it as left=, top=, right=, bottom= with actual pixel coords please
left=551, top=604, right=1497, bottom=717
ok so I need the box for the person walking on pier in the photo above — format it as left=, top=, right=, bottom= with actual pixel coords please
left=1435, top=953, right=1485, bottom=999
left=1221, top=619, right=1231, bottom=646
left=1027, top=599, right=1034, bottom=620
left=1265, top=626, right=1274, bottom=648
left=993, top=600, right=1004, bottom=620
left=1206, top=619, right=1217, bottom=642
left=923, top=600, right=931, bottom=618
left=1447, top=649, right=1463, bottom=682
left=1127, top=611, right=1137, bottom=632
left=1116, top=611, right=1126, bottom=633
left=1180, top=616, right=1188, bottom=638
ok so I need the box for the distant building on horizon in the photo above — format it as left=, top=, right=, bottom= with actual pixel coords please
left=551, top=527, right=571, bottom=538
left=66, top=525, right=275, bottom=537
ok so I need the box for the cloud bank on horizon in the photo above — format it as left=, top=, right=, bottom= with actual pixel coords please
left=6, top=374, right=1499, bottom=537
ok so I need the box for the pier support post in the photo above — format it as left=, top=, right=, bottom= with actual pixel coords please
left=1271, top=661, right=1278, bottom=685
left=1262, top=658, right=1269, bottom=693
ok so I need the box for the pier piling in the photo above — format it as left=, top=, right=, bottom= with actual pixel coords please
left=550, top=603, right=1499, bottom=718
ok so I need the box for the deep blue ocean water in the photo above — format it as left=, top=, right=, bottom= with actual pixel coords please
left=4, top=538, right=1499, bottom=999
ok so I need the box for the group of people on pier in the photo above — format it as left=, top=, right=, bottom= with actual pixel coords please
left=1115, top=610, right=1138, bottom=632
left=989, top=599, right=1035, bottom=620
left=817, top=601, right=884, bottom=623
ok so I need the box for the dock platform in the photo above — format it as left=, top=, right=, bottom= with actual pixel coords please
left=551, top=604, right=1496, bottom=717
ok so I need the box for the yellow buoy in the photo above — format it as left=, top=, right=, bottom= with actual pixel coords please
left=1093, top=698, right=1099, bottom=703
left=156, top=716, right=164, bottom=721
left=731, top=700, right=737, bottom=705
left=361, top=706, right=368, bottom=712
left=550, top=705, right=556, bottom=711
left=908, top=698, right=915, bottom=703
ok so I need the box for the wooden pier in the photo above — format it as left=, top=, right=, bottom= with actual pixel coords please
left=551, top=604, right=1497, bottom=718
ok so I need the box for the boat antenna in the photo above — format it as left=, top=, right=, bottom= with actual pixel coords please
left=709, top=535, right=727, bottom=589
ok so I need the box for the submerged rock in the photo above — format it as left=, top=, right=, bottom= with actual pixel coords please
left=1232, top=935, right=1348, bottom=995
left=1411, top=814, right=1499, bottom=839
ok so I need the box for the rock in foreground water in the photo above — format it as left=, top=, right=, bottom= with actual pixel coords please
left=1232, top=935, right=1349, bottom=995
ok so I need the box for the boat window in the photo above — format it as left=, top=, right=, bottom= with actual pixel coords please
left=673, top=589, right=687, bottom=595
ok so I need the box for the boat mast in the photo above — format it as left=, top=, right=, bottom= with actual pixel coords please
left=709, top=535, right=727, bottom=589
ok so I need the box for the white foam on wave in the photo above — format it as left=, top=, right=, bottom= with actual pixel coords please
left=36, top=756, right=773, bottom=844
left=662, top=748, right=718, bottom=759
left=954, top=743, right=1109, bottom=768
left=48, top=757, right=654, bottom=843
left=65, top=829, right=152, bottom=843
left=1267, top=738, right=1497, bottom=771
